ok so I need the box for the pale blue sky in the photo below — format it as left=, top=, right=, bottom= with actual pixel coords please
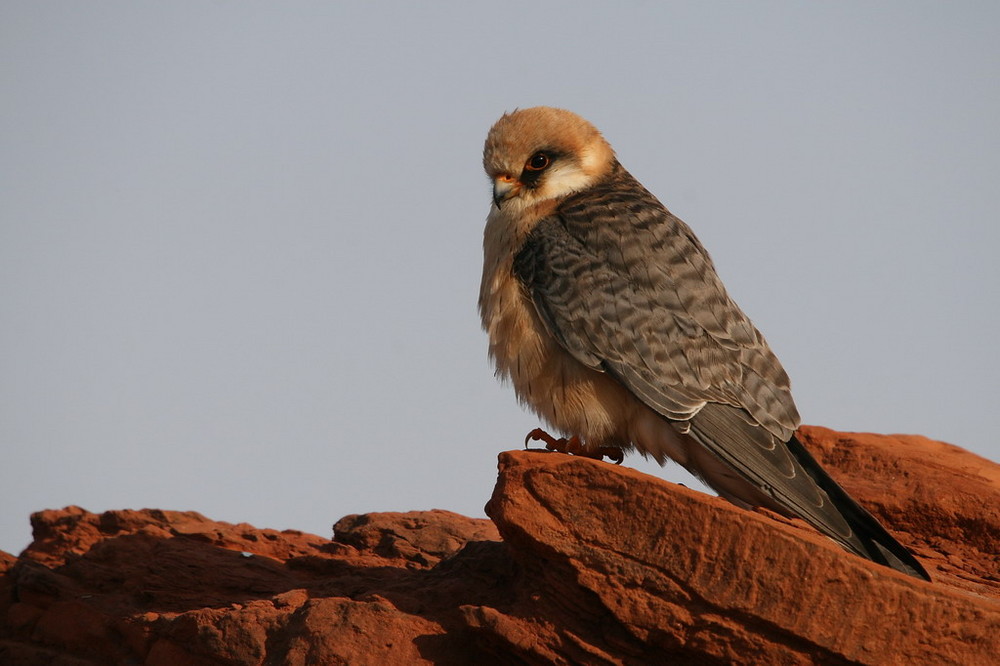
left=2, top=2, right=997, bottom=554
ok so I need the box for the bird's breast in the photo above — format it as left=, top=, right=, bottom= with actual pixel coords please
left=478, top=207, right=640, bottom=445
left=478, top=207, right=554, bottom=397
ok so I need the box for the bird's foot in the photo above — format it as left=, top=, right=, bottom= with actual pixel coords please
left=523, top=428, right=624, bottom=464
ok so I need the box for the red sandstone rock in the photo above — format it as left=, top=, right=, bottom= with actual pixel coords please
left=798, top=425, right=1000, bottom=599
left=1, top=428, right=998, bottom=665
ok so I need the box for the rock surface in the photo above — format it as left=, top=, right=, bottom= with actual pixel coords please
left=1, top=426, right=998, bottom=665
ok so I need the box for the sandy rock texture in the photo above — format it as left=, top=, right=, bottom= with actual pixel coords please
left=1, top=426, right=997, bottom=665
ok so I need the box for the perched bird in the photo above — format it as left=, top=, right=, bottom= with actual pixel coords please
left=478, top=106, right=929, bottom=581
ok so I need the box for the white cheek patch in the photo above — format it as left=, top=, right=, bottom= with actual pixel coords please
left=539, top=162, right=595, bottom=200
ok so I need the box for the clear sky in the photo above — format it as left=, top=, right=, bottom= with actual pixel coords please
left=2, top=2, right=997, bottom=555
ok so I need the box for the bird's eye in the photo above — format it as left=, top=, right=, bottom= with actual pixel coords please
left=525, top=153, right=550, bottom=171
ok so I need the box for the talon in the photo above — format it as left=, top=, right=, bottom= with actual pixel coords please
left=522, top=428, right=624, bottom=464
left=596, top=447, right=625, bottom=465
left=525, top=427, right=558, bottom=449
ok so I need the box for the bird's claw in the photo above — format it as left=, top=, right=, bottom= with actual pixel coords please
left=595, top=447, right=625, bottom=465
left=523, top=428, right=624, bottom=464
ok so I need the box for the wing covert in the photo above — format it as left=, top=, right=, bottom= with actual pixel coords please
left=512, top=167, right=800, bottom=437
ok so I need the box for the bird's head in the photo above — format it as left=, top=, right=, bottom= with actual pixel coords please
left=483, top=107, right=615, bottom=212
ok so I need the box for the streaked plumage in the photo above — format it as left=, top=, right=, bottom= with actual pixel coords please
left=479, top=106, right=929, bottom=580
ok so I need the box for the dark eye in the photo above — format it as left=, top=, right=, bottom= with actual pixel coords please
left=525, top=152, right=550, bottom=171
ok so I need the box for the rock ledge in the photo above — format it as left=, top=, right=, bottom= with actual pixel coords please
left=1, top=426, right=998, bottom=664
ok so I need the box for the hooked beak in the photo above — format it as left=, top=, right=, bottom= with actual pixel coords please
left=492, top=175, right=520, bottom=209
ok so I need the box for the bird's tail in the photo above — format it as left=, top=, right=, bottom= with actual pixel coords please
left=785, top=434, right=930, bottom=581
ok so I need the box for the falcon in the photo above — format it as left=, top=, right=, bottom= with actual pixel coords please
left=478, top=106, right=929, bottom=580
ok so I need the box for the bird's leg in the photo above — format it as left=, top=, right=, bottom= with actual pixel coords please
left=523, top=428, right=624, bottom=464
